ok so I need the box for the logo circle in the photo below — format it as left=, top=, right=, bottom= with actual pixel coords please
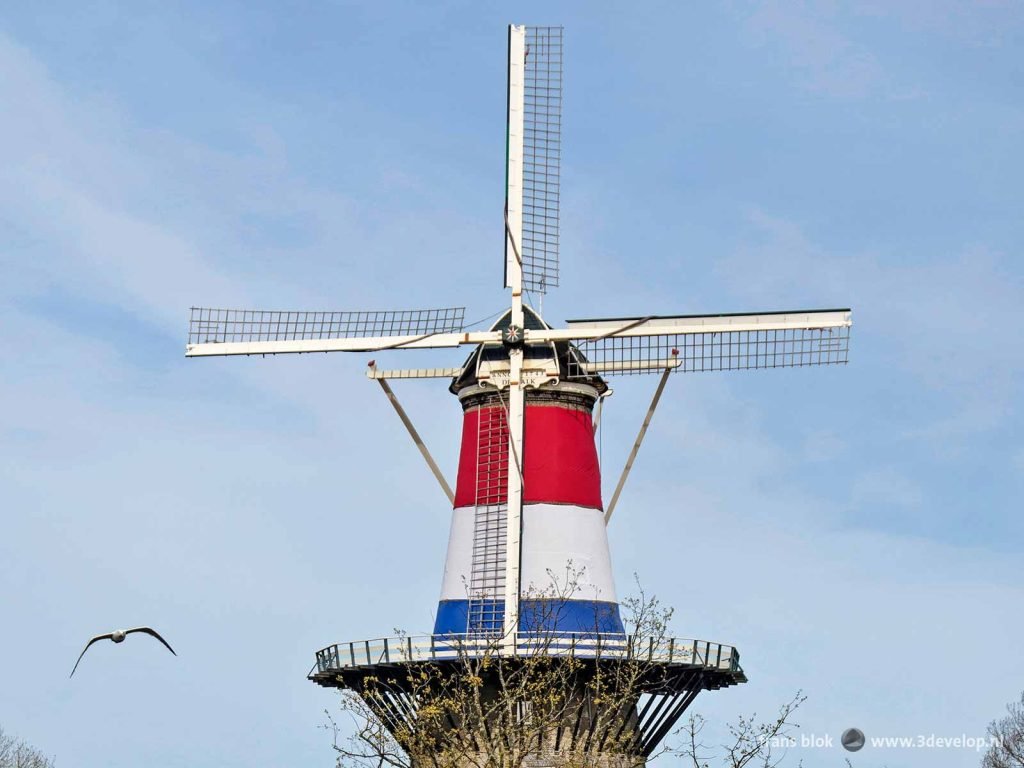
left=842, top=728, right=865, bottom=752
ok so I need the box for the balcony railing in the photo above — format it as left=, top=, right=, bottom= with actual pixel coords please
left=312, top=633, right=741, bottom=676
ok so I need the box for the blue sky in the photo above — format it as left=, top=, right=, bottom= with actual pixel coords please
left=1, top=2, right=1022, bottom=766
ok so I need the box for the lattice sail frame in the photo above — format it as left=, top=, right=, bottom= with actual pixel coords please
left=467, top=401, right=510, bottom=635
left=188, top=306, right=465, bottom=345
left=541, top=309, right=851, bottom=378
left=521, top=26, right=562, bottom=295
left=567, top=325, right=850, bottom=377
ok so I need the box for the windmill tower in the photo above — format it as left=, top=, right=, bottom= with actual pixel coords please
left=186, top=24, right=851, bottom=766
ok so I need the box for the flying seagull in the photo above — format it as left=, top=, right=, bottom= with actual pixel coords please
left=70, top=627, right=177, bottom=678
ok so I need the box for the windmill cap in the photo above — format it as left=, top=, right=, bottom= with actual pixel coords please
left=449, top=306, right=608, bottom=396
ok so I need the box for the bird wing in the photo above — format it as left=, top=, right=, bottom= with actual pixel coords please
left=126, top=627, right=177, bottom=656
left=70, top=634, right=114, bottom=678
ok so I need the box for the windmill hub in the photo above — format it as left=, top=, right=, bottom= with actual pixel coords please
left=502, top=324, right=524, bottom=347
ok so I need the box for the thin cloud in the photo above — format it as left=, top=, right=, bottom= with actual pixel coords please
left=717, top=209, right=1023, bottom=443
left=743, top=1, right=884, bottom=98
left=739, top=1, right=919, bottom=100
left=851, top=467, right=924, bottom=509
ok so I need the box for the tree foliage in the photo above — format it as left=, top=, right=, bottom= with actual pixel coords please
left=325, top=572, right=801, bottom=768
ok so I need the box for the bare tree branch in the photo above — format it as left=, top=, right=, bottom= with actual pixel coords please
left=0, top=726, right=56, bottom=768
left=984, top=692, right=1024, bottom=768
left=664, top=692, right=805, bottom=768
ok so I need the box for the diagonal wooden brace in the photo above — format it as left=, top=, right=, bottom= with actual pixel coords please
left=604, top=352, right=678, bottom=523
left=373, top=368, right=455, bottom=505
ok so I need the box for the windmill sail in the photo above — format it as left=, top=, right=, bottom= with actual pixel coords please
left=560, top=309, right=852, bottom=377
left=506, top=25, right=562, bottom=297
left=186, top=306, right=467, bottom=357
left=521, top=26, right=562, bottom=295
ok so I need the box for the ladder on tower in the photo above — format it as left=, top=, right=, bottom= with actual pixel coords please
left=467, top=402, right=508, bottom=635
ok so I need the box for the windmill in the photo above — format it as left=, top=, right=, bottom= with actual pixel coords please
left=186, top=25, right=850, bottom=764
